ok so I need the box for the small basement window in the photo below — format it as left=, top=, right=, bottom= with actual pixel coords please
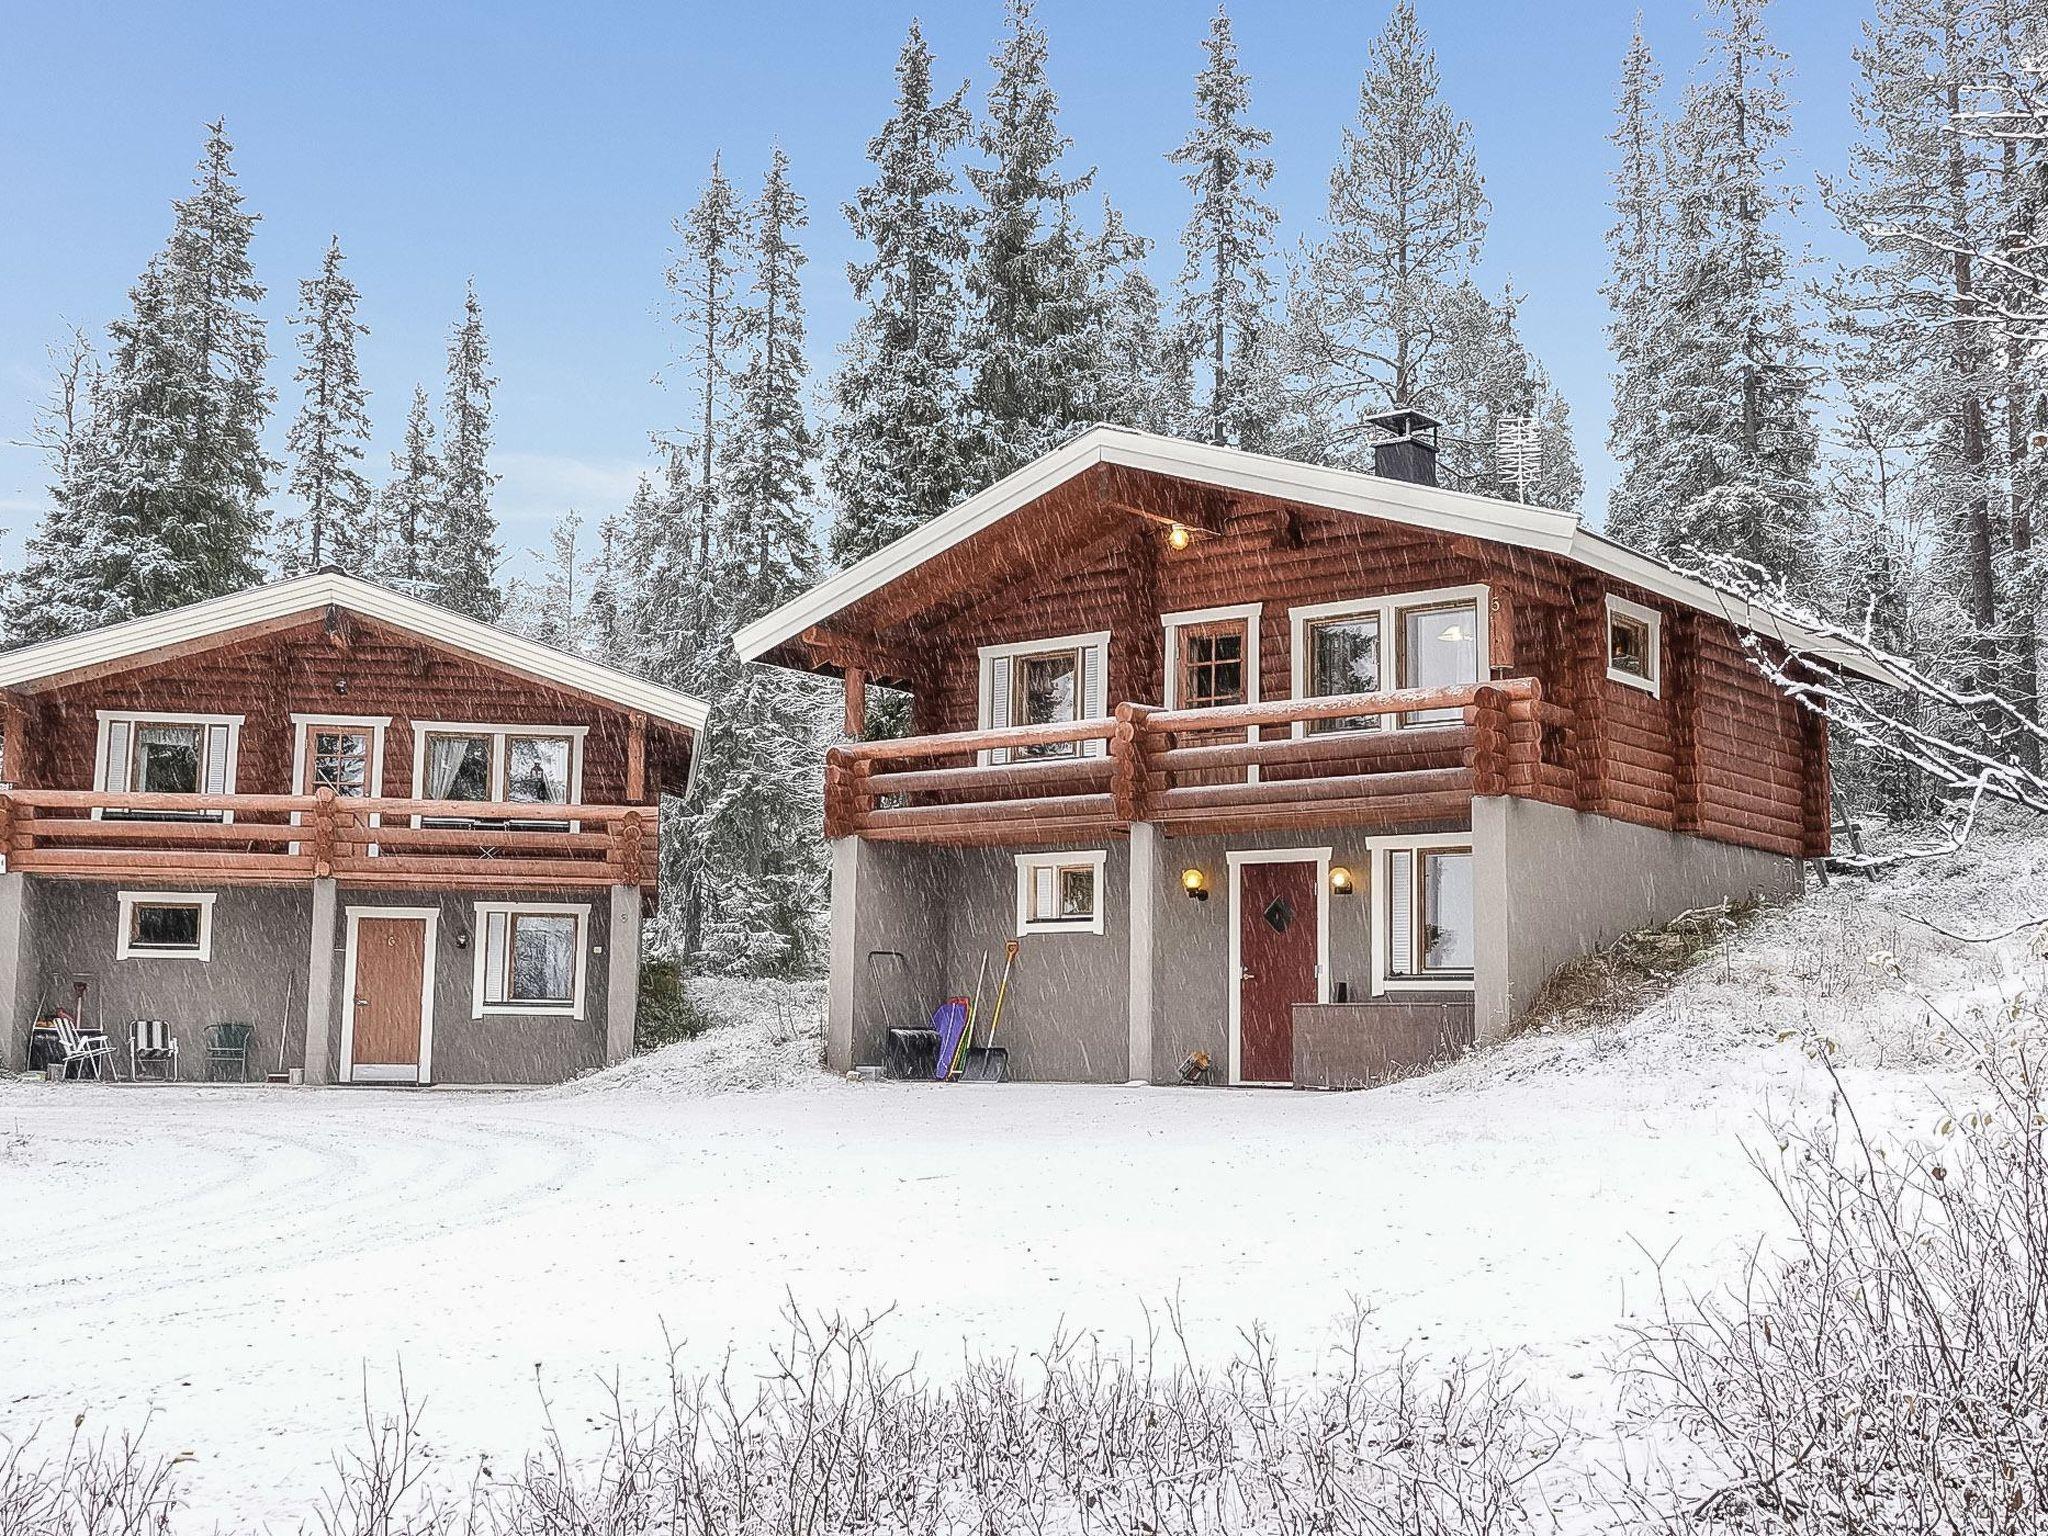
left=473, top=902, right=589, bottom=1017
left=1014, top=850, right=1108, bottom=937
left=116, top=891, right=216, bottom=961
left=1381, top=846, right=1473, bottom=984
left=1605, top=595, right=1662, bottom=695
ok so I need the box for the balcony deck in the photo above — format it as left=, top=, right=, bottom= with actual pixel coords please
left=0, top=788, right=658, bottom=890
left=826, top=679, right=1577, bottom=846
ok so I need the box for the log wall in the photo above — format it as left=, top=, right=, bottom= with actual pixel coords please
left=5, top=615, right=684, bottom=807
left=863, top=503, right=1821, bottom=859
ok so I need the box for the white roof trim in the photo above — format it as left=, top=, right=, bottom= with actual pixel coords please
left=0, top=571, right=712, bottom=731
left=734, top=424, right=1902, bottom=688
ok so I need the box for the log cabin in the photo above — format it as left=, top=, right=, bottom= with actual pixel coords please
left=735, top=417, right=1898, bottom=1089
left=0, top=571, right=706, bottom=1086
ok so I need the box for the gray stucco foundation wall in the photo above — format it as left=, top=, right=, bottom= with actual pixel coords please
left=1471, top=795, right=1801, bottom=1041
left=319, top=888, right=613, bottom=1086
left=15, top=879, right=614, bottom=1085
left=23, top=881, right=312, bottom=1079
left=835, top=838, right=1129, bottom=1080
left=1149, top=827, right=1380, bottom=1084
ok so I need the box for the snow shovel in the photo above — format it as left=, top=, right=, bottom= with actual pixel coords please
left=960, top=940, right=1019, bottom=1083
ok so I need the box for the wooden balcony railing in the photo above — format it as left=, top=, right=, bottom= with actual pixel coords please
left=0, top=788, right=659, bottom=890
left=826, top=678, right=1574, bottom=843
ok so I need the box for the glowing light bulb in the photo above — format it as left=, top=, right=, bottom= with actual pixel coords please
left=1167, top=522, right=1193, bottom=551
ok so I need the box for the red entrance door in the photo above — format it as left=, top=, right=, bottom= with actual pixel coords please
left=1236, top=860, right=1319, bottom=1084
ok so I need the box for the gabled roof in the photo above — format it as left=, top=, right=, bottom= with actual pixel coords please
left=0, top=570, right=712, bottom=732
left=734, top=424, right=1902, bottom=687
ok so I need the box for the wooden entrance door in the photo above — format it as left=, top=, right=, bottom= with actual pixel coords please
left=1236, top=860, right=1319, bottom=1084
left=351, top=916, right=427, bottom=1081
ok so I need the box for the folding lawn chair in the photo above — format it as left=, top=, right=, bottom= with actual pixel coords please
left=51, top=1017, right=113, bottom=1080
left=129, top=1018, right=180, bottom=1081
left=205, top=1022, right=253, bottom=1083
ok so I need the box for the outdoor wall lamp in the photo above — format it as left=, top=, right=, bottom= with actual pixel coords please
left=1167, top=521, right=1193, bottom=551
left=1180, top=867, right=1209, bottom=901
left=1329, top=865, right=1356, bottom=896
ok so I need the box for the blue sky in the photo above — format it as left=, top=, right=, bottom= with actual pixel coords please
left=0, top=1, right=1868, bottom=575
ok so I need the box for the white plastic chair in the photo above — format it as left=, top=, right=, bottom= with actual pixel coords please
left=129, top=1018, right=179, bottom=1081
left=52, top=1018, right=113, bottom=1080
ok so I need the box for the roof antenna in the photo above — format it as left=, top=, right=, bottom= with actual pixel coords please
left=1494, top=415, right=1542, bottom=503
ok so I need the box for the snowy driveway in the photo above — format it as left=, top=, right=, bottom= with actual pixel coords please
left=0, top=1046, right=1928, bottom=1525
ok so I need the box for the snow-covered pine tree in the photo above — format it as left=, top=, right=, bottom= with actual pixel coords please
left=522, top=509, right=584, bottom=650
left=1169, top=4, right=1283, bottom=449
left=1824, top=0, right=2048, bottom=760
left=279, top=236, right=373, bottom=576
left=1087, top=199, right=1186, bottom=434
left=1432, top=282, right=1582, bottom=511
left=9, top=122, right=275, bottom=643
left=961, top=0, right=1101, bottom=487
left=375, top=385, right=441, bottom=597
left=826, top=20, right=973, bottom=567
left=160, top=118, right=273, bottom=600
left=663, top=155, right=747, bottom=690
left=693, top=148, right=828, bottom=978
left=1290, top=0, right=1486, bottom=464
left=424, top=283, right=503, bottom=619
left=1648, top=0, right=1820, bottom=582
left=1602, top=19, right=1669, bottom=548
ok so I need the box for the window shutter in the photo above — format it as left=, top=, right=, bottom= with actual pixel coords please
left=483, top=910, right=509, bottom=1004
left=1387, top=851, right=1414, bottom=977
left=1080, top=643, right=1107, bottom=758
left=100, top=720, right=131, bottom=792
left=1032, top=865, right=1055, bottom=923
left=984, top=656, right=1014, bottom=766
left=204, top=725, right=232, bottom=794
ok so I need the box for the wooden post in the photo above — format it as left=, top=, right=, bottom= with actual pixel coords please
left=625, top=712, right=648, bottom=803
left=1, top=693, right=26, bottom=786
left=1112, top=702, right=1157, bottom=823
left=310, top=786, right=336, bottom=879
left=1568, top=577, right=1606, bottom=815
left=1669, top=611, right=1703, bottom=833
left=1467, top=686, right=1509, bottom=797
left=1487, top=587, right=1516, bottom=678
left=824, top=746, right=855, bottom=841
left=1798, top=698, right=1833, bottom=860
left=842, top=666, right=867, bottom=740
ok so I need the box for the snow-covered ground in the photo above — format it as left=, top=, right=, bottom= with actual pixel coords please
left=3, top=830, right=2044, bottom=1527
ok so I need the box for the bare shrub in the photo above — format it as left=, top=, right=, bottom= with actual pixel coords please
left=0, top=1417, right=183, bottom=1536
left=1625, top=1021, right=2048, bottom=1533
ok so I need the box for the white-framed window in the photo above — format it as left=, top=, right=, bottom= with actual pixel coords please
left=1288, top=584, right=1488, bottom=736
left=1605, top=594, right=1662, bottom=696
left=977, top=631, right=1110, bottom=766
left=472, top=901, right=590, bottom=1018
left=1014, top=849, right=1108, bottom=937
left=116, top=890, right=217, bottom=961
left=93, top=711, right=243, bottom=820
left=411, top=723, right=587, bottom=826
left=1367, top=834, right=1475, bottom=993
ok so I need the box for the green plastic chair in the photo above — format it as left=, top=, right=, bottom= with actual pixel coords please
left=205, top=1022, right=254, bottom=1082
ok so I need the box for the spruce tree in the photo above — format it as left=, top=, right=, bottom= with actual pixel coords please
left=1291, top=0, right=1487, bottom=462
left=1169, top=4, right=1283, bottom=448
left=962, top=0, right=1100, bottom=486
left=1429, top=282, right=1582, bottom=509
left=695, top=149, right=827, bottom=978
left=425, top=283, right=503, bottom=619
left=1088, top=200, right=1185, bottom=433
left=8, top=122, right=272, bottom=640
left=663, top=155, right=747, bottom=688
left=1603, top=20, right=1669, bottom=548
left=163, top=118, right=273, bottom=594
left=1649, top=0, right=1820, bottom=580
left=581, top=508, right=629, bottom=666
left=280, top=236, right=373, bottom=575
left=826, top=21, right=973, bottom=567
left=376, top=385, right=441, bottom=596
